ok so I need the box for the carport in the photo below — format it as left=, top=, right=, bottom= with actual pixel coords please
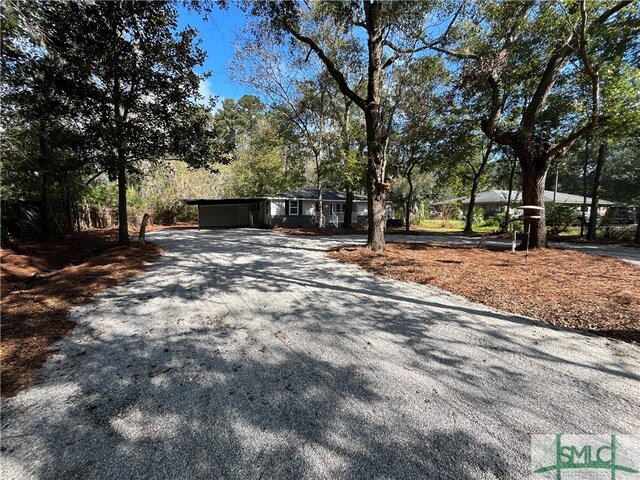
left=185, top=189, right=368, bottom=228
left=184, top=198, right=266, bottom=228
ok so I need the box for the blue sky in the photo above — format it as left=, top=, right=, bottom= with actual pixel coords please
left=176, top=3, right=251, bottom=104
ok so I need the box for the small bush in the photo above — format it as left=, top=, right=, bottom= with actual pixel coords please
left=546, top=204, right=579, bottom=235
left=599, top=213, right=634, bottom=240
left=483, top=216, right=500, bottom=227
left=1, top=200, right=41, bottom=245
left=451, top=207, right=465, bottom=221
left=463, top=207, right=484, bottom=226
left=387, top=218, right=405, bottom=228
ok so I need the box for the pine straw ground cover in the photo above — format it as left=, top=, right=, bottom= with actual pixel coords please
left=1, top=229, right=163, bottom=397
left=327, top=243, right=640, bottom=344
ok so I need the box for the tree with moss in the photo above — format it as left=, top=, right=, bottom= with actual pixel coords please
left=432, top=0, right=639, bottom=248
left=6, top=1, right=224, bottom=244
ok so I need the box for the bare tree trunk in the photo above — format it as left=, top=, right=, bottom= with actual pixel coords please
left=464, top=142, right=492, bottom=234
left=363, top=0, right=387, bottom=251
left=343, top=187, right=353, bottom=229
left=117, top=152, right=129, bottom=244
left=74, top=200, right=81, bottom=232
left=366, top=147, right=386, bottom=250
left=635, top=216, right=640, bottom=245
left=518, top=158, right=548, bottom=249
left=580, top=136, right=590, bottom=238
left=502, top=151, right=517, bottom=232
left=464, top=180, right=479, bottom=234
left=587, top=142, right=607, bottom=240
left=405, top=179, right=413, bottom=233
left=65, top=181, right=74, bottom=233
left=48, top=200, right=62, bottom=233
left=317, top=185, right=323, bottom=229
left=137, top=213, right=150, bottom=247
left=315, top=149, right=323, bottom=229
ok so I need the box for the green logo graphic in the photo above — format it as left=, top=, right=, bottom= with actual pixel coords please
left=532, top=434, right=639, bottom=479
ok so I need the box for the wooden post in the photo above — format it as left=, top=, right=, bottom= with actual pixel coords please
left=137, top=213, right=150, bottom=247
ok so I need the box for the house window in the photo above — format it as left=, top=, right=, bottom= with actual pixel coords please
left=334, top=203, right=345, bottom=214
left=288, top=200, right=302, bottom=215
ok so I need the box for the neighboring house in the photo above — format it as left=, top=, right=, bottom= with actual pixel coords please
left=184, top=189, right=369, bottom=229
left=430, top=189, right=616, bottom=216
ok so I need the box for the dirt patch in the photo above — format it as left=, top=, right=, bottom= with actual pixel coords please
left=1, top=230, right=163, bottom=397
left=143, top=221, right=198, bottom=233
left=328, top=243, right=640, bottom=344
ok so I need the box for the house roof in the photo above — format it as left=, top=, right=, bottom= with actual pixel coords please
left=275, top=189, right=367, bottom=202
left=430, top=189, right=617, bottom=207
left=183, top=189, right=367, bottom=206
left=183, top=197, right=266, bottom=206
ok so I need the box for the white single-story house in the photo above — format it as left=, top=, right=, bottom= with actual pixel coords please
left=430, top=189, right=616, bottom=215
left=184, top=189, right=369, bottom=228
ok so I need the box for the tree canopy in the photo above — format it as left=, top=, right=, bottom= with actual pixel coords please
left=2, top=0, right=638, bottom=246
left=2, top=0, right=225, bottom=243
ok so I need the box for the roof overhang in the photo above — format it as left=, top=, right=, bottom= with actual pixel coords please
left=183, top=198, right=266, bottom=206
left=184, top=196, right=368, bottom=205
left=268, top=197, right=368, bottom=202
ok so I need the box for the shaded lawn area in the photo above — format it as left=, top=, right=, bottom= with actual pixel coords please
left=277, top=224, right=640, bottom=248
left=328, top=242, right=640, bottom=344
left=1, top=229, right=163, bottom=397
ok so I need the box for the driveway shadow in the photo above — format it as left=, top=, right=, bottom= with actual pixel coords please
left=1, top=229, right=638, bottom=479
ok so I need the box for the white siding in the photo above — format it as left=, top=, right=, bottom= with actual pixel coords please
left=356, top=203, right=368, bottom=216
left=270, top=200, right=285, bottom=216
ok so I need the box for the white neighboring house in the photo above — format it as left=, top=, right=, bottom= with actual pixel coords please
left=184, top=189, right=369, bottom=228
left=430, top=189, right=616, bottom=217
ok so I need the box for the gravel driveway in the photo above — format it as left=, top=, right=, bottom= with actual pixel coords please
left=2, top=229, right=639, bottom=479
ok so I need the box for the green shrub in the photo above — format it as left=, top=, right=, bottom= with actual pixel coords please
left=386, top=218, right=405, bottom=228
left=599, top=213, right=633, bottom=240
left=149, top=197, right=197, bottom=225
left=483, top=215, right=503, bottom=227
left=546, top=204, right=578, bottom=235
left=463, top=207, right=485, bottom=226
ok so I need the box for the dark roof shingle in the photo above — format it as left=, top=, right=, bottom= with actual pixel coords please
left=276, top=189, right=367, bottom=201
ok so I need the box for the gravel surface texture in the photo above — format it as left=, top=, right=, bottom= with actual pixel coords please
left=2, top=229, right=638, bottom=480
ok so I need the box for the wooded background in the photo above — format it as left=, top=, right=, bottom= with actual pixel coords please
left=2, top=0, right=638, bottom=247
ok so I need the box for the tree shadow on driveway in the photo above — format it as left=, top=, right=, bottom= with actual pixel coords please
left=2, top=229, right=638, bottom=479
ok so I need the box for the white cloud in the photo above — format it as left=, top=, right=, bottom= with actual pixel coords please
left=197, top=77, right=217, bottom=108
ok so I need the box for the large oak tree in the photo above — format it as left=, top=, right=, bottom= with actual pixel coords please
left=39, top=1, right=221, bottom=244
left=434, top=0, right=639, bottom=248
left=243, top=0, right=461, bottom=250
